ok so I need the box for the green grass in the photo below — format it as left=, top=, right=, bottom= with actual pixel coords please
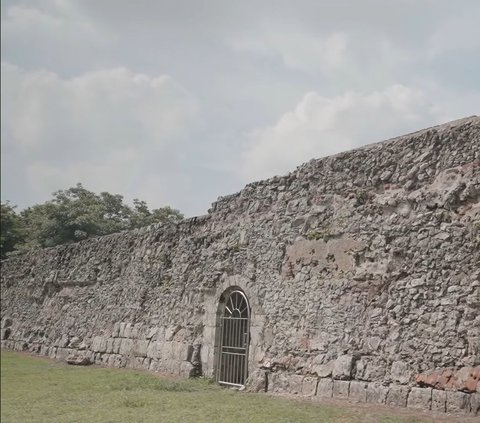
left=0, top=350, right=459, bottom=423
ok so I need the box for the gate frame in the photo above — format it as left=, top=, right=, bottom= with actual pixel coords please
left=214, top=286, right=250, bottom=387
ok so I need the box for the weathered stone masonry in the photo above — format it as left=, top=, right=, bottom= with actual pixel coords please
left=1, top=116, right=479, bottom=415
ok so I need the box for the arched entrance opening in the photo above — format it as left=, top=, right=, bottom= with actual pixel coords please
left=216, top=289, right=250, bottom=387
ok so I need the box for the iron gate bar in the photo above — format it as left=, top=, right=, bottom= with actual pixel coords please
left=217, top=290, right=250, bottom=387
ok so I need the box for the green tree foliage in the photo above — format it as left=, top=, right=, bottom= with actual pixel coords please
left=0, top=184, right=183, bottom=257
left=0, top=202, right=25, bottom=259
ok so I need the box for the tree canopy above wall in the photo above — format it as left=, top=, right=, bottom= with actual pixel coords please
left=0, top=183, right=183, bottom=258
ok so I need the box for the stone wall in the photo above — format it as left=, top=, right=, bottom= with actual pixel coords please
left=2, top=116, right=479, bottom=416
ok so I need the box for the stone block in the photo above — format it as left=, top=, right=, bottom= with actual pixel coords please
left=390, top=361, right=410, bottom=384
left=247, top=370, right=267, bottom=393
left=332, top=355, right=353, bottom=380
left=123, top=323, right=133, bottom=338
left=146, top=340, right=158, bottom=359
left=58, top=334, right=69, bottom=348
left=302, top=376, right=318, bottom=396
left=407, top=387, right=432, bottom=410
left=316, top=378, right=333, bottom=398
left=113, top=338, right=122, bottom=354
left=149, top=359, right=158, bottom=372
left=133, top=340, right=149, bottom=357
left=287, top=374, right=304, bottom=394
left=112, top=322, right=120, bottom=338
left=312, top=361, right=333, bottom=378
left=131, top=324, right=141, bottom=339
left=106, top=338, right=114, bottom=354
left=119, top=338, right=134, bottom=356
left=446, top=391, right=470, bottom=414
left=386, top=385, right=409, bottom=408
left=171, top=341, right=187, bottom=360
left=55, top=347, right=70, bottom=361
left=106, top=354, right=117, bottom=366
left=108, top=354, right=125, bottom=368
left=366, top=383, right=388, bottom=404
left=470, top=393, right=480, bottom=416
left=66, top=354, right=92, bottom=366
left=415, top=366, right=480, bottom=392
left=332, top=380, right=350, bottom=399
left=431, top=389, right=446, bottom=412
left=119, top=323, right=127, bottom=338
left=68, top=337, right=81, bottom=349
left=349, top=381, right=367, bottom=402
left=269, top=372, right=289, bottom=393
left=165, top=325, right=181, bottom=341
left=157, top=342, right=173, bottom=359
left=92, top=336, right=107, bottom=353
left=146, top=327, right=158, bottom=340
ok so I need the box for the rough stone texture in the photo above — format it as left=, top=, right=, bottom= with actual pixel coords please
left=366, top=383, right=388, bottom=404
left=332, top=355, right=354, bottom=380
left=66, top=354, right=92, bottom=366
left=390, top=361, right=411, bottom=384
left=1, top=117, right=480, bottom=416
left=333, top=380, right=350, bottom=399
left=431, top=389, right=447, bottom=413
left=349, top=381, right=367, bottom=402
left=407, top=387, right=432, bottom=410
left=316, top=378, right=333, bottom=398
left=386, top=385, right=409, bottom=408
left=302, top=376, right=318, bottom=396
left=416, top=366, right=480, bottom=392
left=471, top=393, right=480, bottom=415
left=246, top=370, right=267, bottom=392
left=446, top=390, right=470, bottom=414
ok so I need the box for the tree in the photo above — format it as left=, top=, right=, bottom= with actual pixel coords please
left=0, top=202, right=25, bottom=259
left=1, top=184, right=184, bottom=254
left=130, top=199, right=183, bottom=229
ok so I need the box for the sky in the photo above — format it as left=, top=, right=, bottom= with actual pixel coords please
left=1, top=0, right=479, bottom=217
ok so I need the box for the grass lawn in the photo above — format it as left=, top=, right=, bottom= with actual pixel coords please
left=0, top=350, right=469, bottom=423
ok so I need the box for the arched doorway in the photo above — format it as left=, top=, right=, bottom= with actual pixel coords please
left=217, top=289, right=250, bottom=387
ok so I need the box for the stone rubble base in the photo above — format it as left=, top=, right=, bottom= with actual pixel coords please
left=2, top=339, right=478, bottom=417
left=268, top=372, right=479, bottom=416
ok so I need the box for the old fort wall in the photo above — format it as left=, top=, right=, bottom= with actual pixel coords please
left=1, top=116, right=479, bottom=415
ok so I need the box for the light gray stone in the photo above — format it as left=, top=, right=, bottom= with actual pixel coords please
left=366, top=383, right=388, bottom=404
left=119, top=338, right=134, bottom=356
left=133, top=340, right=149, bottom=357
left=470, top=393, right=480, bottom=416
left=91, top=336, right=107, bottom=353
left=446, top=391, right=470, bottom=414
left=332, top=355, right=353, bottom=380
left=332, top=380, right=350, bottom=399
left=431, top=389, right=446, bottom=413
left=407, top=387, right=432, bottom=410
left=390, top=361, right=410, bottom=384
left=302, top=376, right=318, bottom=396
left=386, top=385, right=409, bottom=408
left=316, top=378, right=333, bottom=398
left=349, top=381, right=367, bottom=402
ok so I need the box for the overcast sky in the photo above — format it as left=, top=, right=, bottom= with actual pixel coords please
left=1, top=0, right=479, bottom=216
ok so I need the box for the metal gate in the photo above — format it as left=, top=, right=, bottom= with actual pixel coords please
left=217, top=290, right=250, bottom=387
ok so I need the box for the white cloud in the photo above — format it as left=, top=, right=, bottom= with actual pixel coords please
left=240, top=85, right=443, bottom=182
left=1, top=63, right=199, bottom=210
left=230, top=31, right=348, bottom=74
left=1, top=2, right=113, bottom=72
left=1, top=0, right=479, bottom=216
